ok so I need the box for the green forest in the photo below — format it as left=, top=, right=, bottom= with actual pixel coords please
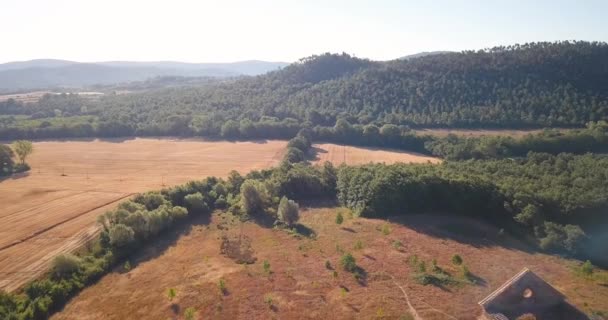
left=2, top=41, right=608, bottom=141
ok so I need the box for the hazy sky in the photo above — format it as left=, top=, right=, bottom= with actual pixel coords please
left=1, top=0, right=607, bottom=63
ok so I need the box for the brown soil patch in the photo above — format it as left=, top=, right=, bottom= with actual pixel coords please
left=311, top=143, right=441, bottom=165
left=0, top=138, right=287, bottom=292
left=52, top=209, right=608, bottom=320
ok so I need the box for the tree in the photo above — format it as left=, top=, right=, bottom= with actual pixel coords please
left=52, top=254, right=81, bottom=279
left=514, top=204, right=540, bottom=226
left=184, top=192, right=208, bottom=214
left=0, top=145, right=14, bottom=175
left=277, top=196, right=299, bottom=227
left=240, top=180, right=268, bottom=215
left=108, top=224, right=135, bottom=248
left=221, top=120, right=240, bottom=138
left=12, top=140, right=33, bottom=165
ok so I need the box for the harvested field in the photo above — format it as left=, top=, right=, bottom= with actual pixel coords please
left=52, top=209, right=608, bottom=320
left=0, top=91, right=104, bottom=103
left=0, top=138, right=287, bottom=292
left=311, top=143, right=441, bottom=165
left=0, top=139, right=427, bottom=292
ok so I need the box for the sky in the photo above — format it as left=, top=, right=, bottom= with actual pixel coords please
left=1, top=0, right=607, bottom=63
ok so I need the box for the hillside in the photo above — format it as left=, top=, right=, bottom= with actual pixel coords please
left=51, top=208, right=608, bottom=319
left=0, top=60, right=288, bottom=90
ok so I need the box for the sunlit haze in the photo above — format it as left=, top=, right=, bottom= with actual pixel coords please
left=1, top=0, right=608, bottom=63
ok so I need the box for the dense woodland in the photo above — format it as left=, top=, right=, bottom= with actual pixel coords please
left=2, top=41, right=608, bottom=140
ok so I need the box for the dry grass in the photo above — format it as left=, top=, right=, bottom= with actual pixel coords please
left=52, top=209, right=608, bottom=320
left=311, top=143, right=441, bottom=165
left=0, top=138, right=287, bottom=292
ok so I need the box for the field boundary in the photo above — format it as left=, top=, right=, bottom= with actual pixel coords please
left=0, top=193, right=133, bottom=252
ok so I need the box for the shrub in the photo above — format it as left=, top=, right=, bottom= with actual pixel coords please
left=184, top=307, right=197, bottom=320
left=340, top=253, right=357, bottom=272
left=451, top=254, right=463, bottom=266
left=335, top=212, right=344, bottom=225
left=167, top=288, right=176, bottom=301
left=134, top=192, right=166, bottom=210
left=461, top=264, right=474, bottom=282
left=52, top=254, right=81, bottom=279
left=353, top=240, right=363, bottom=250
left=580, top=260, right=594, bottom=277
left=218, top=278, right=227, bottom=295
left=381, top=224, right=391, bottom=235
left=325, top=260, right=332, bottom=269
left=264, top=294, right=274, bottom=309
left=108, top=224, right=135, bottom=248
left=392, top=240, right=403, bottom=250
left=184, top=192, right=208, bottom=214
left=215, top=195, right=227, bottom=208
left=170, top=206, right=189, bottom=220
left=418, top=261, right=426, bottom=273
left=263, top=260, right=271, bottom=275
left=277, top=196, right=299, bottom=227
left=539, top=222, right=587, bottom=254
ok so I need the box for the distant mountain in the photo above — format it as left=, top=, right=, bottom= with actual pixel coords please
left=399, top=51, right=453, bottom=60
left=0, top=59, right=76, bottom=72
left=0, top=59, right=288, bottom=90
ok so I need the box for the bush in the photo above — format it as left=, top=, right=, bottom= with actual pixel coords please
left=170, top=206, right=189, bottom=220
left=539, top=222, right=587, bottom=254
left=184, top=307, right=197, bottom=320
left=451, top=254, right=463, bottom=266
left=277, top=196, right=299, bottom=227
left=218, top=278, right=227, bottom=295
left=184, top=192, right=208, bottom=214
left=134, top=192, right=166, bottom=211
left=263, top=260, right=271, bottom=275
left=12, top=163, right=30, bottom=173
left=580, top=260, right=594, bottom=277
left=108, top=224, right=135, bottom=248
left=335, top=212, right=344, bottom=225
left=340, top=253, right=357, bottom=272
left=284, top=147, right=306, bottom=163
left=52, top=254, right=81, bottom=279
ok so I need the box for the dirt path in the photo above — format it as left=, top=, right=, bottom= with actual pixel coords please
left=390, top=275, right=423, bottom=320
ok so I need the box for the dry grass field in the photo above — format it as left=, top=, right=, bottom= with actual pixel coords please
left=0, top=138, right=436, bottom=293
left=0, top=138, right=287, bottom=292
left=0, top=91, right=104, bottom=103
left=311, top=143, right=441, bottom=165
left=52, top=208, right=608, bottom=320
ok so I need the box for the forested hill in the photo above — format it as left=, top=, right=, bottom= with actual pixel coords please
left=104, top=41, right=607, bottom=129
left=2, top=41, right=608, bottom=138
left=240, top=41, right=608, bottom=128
